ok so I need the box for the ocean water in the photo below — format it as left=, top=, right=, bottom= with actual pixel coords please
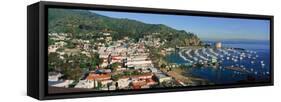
left=166, top=40, right=271, bottom=85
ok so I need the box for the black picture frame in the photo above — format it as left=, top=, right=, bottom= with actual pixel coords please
left=27, top=1, right=274, bottom=100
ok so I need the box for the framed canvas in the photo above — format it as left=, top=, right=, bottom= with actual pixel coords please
left=27, top=1, right=274, bottom=100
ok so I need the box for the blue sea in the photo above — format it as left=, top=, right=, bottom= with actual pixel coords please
left=166, top=40, right=271, bottom=84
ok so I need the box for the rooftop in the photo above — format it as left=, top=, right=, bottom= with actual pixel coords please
left=86, top=73, right=111, bottom=81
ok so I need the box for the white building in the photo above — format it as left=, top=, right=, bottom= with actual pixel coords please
left=48, top=72, right=62, bottom=81
left=49, top=80, right=74, bottom=88
left=75, top=80, right=96, bottom=89
left=117, top=77, right=131, bottom=89
left=127, top=60, right=152, bottom=67
left=155, top=73, right=172, bottom=83
left=215, top=42, right=222, bottom=48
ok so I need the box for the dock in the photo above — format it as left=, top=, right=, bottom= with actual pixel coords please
left=225, top=66, right=250, bottom=73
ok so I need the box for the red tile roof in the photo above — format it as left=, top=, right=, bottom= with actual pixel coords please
left=86, top=73, right=111, bottom=81
left=131, top=73, right=153, bottom=79
left=132, top=80, right=146, bottom=89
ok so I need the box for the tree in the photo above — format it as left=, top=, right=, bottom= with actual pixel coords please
left=111, top=74, right=121, bottom=81
left=111, top=62, right=121, bottom=72
left=80, top=63, right=87, bottom=69
left=96, top=81, right=102, bottom=90
left=160, top=64, right=167, bottom=69
left=48, top=52, right=62, bottom=72
left=48, top=38, right=56, bottom=45
left=64, top=66, right=83, bottom=81
left=65, top=40, right=76, bottom=49
left=89, top=52, right=102, bottom=70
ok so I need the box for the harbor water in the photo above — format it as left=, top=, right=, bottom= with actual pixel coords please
left=166, top=40, right=270, bottom=84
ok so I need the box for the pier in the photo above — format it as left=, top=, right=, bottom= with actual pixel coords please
left=225, top=66, right=250, bottom=73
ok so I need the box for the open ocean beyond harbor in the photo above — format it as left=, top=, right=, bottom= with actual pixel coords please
left=166, top=40, right=270, bottom=84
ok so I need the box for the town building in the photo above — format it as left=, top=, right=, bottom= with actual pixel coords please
left=86, top=73, right=111, bottom=81
left=215, top=42, right=222, bottom=48
left=155, top=73, right=172, bottom=83
left=49, top=80, right=74, bottom=88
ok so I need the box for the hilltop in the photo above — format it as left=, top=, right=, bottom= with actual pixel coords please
left=48, top=8, right=202, bottom=47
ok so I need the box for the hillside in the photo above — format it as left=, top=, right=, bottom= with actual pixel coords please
left=48, top=8, right=202, bottom=46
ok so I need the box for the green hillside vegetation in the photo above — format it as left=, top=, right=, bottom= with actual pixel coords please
left=48, top=8, right=202, bottom=47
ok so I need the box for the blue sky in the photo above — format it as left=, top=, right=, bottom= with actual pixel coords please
left=91, top=10, right=270, bottom=41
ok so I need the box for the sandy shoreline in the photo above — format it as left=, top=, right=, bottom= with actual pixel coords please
left=160, top=67, right=211, bottom=86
